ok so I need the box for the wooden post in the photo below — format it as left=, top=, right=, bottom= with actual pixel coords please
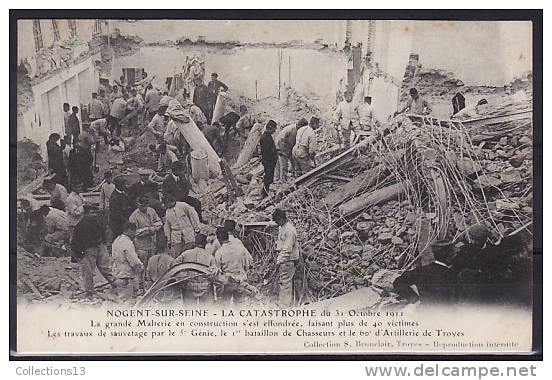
left=288, top=55, right=291, bottom=88
left=277, top=49, right=281, bottom=99
left=255, top=80, right=258, bottom=100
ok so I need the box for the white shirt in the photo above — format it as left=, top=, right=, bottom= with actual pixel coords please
left=335, top=100, right=356, bottom=129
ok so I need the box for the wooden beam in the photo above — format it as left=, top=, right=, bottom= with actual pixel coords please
left=454, top=110, right=532, bottom=128
left=324, top=174, right=352, bottom=182
left=338, top=182, right=406, bottom=217
left=320, top=164, right=387, bottom=209
left=294, top=139, right=369, bottom=187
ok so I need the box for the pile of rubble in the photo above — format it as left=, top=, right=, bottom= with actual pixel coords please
left=221, top=93, right=533, bottom=305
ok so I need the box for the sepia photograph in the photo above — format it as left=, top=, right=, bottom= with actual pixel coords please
left=11, top=11, right=541, bottom=357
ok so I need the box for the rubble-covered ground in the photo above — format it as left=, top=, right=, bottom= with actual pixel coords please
left=16, top=59, right=534, bottom=308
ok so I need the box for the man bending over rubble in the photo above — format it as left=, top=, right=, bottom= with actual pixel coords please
left=292, top=116, right=320, bottom=176
left=397, top=87, right=432, bottom=116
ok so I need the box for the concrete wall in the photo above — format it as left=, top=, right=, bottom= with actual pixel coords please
left=18, top=57, right=100, bottom=157
left=17, top=19, right=98, bottom=63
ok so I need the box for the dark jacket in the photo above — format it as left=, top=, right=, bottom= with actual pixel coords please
left=109, top=189, right=131, bottom=236
left=193, top=84, right=210, bottom=108
left=71, top=214, right=105, bottom=257
left=67, top=113, right=81, bottom=140
left=46, top=141, right=67, bottom=186
left=260, top=132, right=278, bottom=167
left=162, top=174, right=192, bottom=201
left=207, top=79, right=228, bottom=103
left=219, top=112, right=240, bottom=128
left=393, top=262, right=456, bottom=304
left=128, top=181, right=158, bottom=207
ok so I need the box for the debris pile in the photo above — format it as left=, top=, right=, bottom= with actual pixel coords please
left=227, top=100, right=533, bottom=304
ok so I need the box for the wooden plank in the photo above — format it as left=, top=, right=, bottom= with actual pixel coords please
left=21, top=277, right=44, bottom=299
left=324, top=174, right=352, bottom=182
left=320, top=164, right=386, bottom=208
left=454, top=110, right=532, bottom=128
left=338, top=182, right=406, bottom=217
left=294, top=139, right=369, bottom=187
left=408, top=110, right=532, bottom=130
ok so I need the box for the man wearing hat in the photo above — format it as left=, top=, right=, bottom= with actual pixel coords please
left=109, top=177, right=132, bottom=238
left=207, top=72, right=228, bottom=119
left=393, top=239, right=457, bottom=305
left=129, top=195, right=163, bottom=291
left=128, top=168, right=163, bottom=214
left=259, top=120, right=278, bottom=198
left=162, top=161, right=203, bottom=222
left=148, top=95, right=170, bottom=139
left=292, top=116, right=320, bottom=175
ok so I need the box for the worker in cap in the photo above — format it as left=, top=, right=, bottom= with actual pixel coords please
left=276, top=117, right=309, bottom=181
left=207, top=72, right=228, bottom=120
left=129, top=195, right=162, bottom=291
left=109, top=176, right=131, bottom=238
left=147, top=96, right=170, bottom=139
left=128, top=168, right=163, bottom=215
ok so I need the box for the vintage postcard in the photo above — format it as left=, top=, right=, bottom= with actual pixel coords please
left=12, top=13, right=540, bottom=356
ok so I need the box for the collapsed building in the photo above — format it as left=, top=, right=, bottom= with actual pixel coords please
left=15, top=20, right=534, bottom=308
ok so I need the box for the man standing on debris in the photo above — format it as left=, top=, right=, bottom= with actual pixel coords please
left=397, top=87, right=432, bottom=115
left=163, top=195, right=200, bottom=258
left=88, top=92, right=105, bottom=122
left=99, top=170, right=115, bottom=223
left=112, top=222, right=144, bottom=301
left=127, top=88, right=145, bottom=128
left=43, top=178, right=68, bottom=211
left=109, top=177, right=132, bottom=238
left=393, top=240, right=456, bottom=305
left=292, top=116, right=320, bottom=176
left=62, top=103, right=71, bottom=146
left=67, top=106, right=81, bottom=146
left=71, top=204, right=117, bottom=299
left=76, top=123, right=96, bottom=189
left=357, top=96, right=374, bottom=131
left=276, top=117, right=308, bottom=181
left=162, top=161, right=203, bottom=222
left=148, top=96, right=169, bottom=139
left=129, top=196, right=163, bottom=291
left=145, top=84, right=161, bottom=122
left=335, top=92, right=356, bottom=148
left=259, top=120, right=278, bottom=198
left=272, top=208, right=299, bottom=308
left=207, top=73, right=228, bottom=119
left=193, top=78, right=211, bottom=122
left=214, top=227, right=252, bottom=306
left=66, top=185, right=85, bottom=222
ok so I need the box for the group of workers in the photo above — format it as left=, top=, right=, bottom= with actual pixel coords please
left=23, top=60, right=529, bottom=312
